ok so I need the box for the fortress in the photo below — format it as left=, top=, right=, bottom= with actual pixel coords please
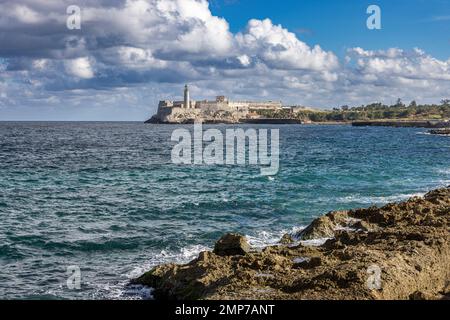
left=148, top=85, right=283, bottom=124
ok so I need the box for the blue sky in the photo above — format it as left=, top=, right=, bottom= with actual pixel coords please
left=211, top=0, right=450, bottom=59
left=0, top=0, right=449, bottom=120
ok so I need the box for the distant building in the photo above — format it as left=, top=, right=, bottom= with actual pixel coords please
left=158, top=85, right=283, bottom=112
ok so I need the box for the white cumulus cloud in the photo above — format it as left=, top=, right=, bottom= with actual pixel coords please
left=237, top=19, right=339, bottom=72
left=0, top=0, right=449, bottom=120
left=65, top=57, right=95, bottom=79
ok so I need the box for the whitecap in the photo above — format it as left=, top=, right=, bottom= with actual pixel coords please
left=436, top=168, right=450, bottom=175
left=122, top=285, right=153, bottom=300
left=113, top=244, right=210, bottom=300
left=127, top=244, right=210, bottom=280
left=246, top=226, right=305, bottom=249
left=337, top=192, right=425, bottom=204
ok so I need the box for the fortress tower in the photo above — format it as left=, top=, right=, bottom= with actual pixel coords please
left=184, top=84, right=190, bottom=109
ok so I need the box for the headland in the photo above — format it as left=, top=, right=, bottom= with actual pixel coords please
left=145, top=87, right=450, bottom=126
left=146, top=84, right=289, bottom=124
left=353, top=120, right=450, bottom=128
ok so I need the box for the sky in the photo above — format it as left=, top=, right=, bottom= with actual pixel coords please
left=0, top=0, right=449, bottom=121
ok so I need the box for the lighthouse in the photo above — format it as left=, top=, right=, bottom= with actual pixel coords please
left=184, top=84, right=190, bottom=109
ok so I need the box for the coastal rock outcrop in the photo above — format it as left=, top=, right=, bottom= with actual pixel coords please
left=295, top=210, right=350, bottom=240
left=133, top=187, right=450, bottom=300
left=429, top=129, right=450, bottom=135
left=213, top=233, right=250, bottom=257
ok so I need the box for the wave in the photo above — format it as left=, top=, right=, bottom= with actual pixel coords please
left=126, top=244, right=211, bottom=281
left=337, top=192, right=425, bottom=205
left=121, top=185, right=444, bottom=299
left=114, top=244, right=210, bottom=300
left=246, top=226, right=305, bottom=249
left=118, top=228, right=312, bottom=300
left=0, top=244, right=24, bottom=260
left=436, top=168, right=450, bottom=175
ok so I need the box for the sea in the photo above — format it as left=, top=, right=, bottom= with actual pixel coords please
left=0, top=122, right=449, bottom=299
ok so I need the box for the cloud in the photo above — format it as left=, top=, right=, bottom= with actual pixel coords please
left=0, top=0, right=449, bottom=120
left=348, top=47, right=450, bottom=81
left=236, top=19, right=338, bottom=72
left=65, top=57, right=95, bottom=79
left=11, top=4, right=45, bottom=24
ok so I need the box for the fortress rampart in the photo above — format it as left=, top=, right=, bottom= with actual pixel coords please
left=151, top=85, right=283, bottom=123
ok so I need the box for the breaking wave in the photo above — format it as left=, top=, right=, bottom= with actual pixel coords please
left=337, top=192, right=426, bottom=205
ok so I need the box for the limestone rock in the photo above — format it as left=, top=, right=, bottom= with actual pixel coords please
left=295, top=210, right=351, bottom=240
left=409, top=291, right=438, bottom=300
left=213, top=233, right=250, bottom=256
left=133, top=187, right=450, bottom=300
left=280, top=233, right=295, bottom=244
left=296, top=215, right=337, bottom=240
left=429, top=129, right=450, bottom=135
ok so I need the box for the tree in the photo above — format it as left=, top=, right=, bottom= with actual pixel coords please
left=441, top=99, right=450, bottom=106
left=395, top=98, right=405, bottom=108
left=409, top=100, right=417, bottom=108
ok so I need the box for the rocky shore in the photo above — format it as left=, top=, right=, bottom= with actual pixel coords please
left=145, top=116, right=303, bottom=125
left=429, top=129, right=450, bottom=135
left=352, top=120, right=450, bottom=128
left=133, top=187, right=450, bottom=300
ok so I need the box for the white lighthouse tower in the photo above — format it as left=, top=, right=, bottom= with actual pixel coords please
left=184, top=84, right=190, bottom=109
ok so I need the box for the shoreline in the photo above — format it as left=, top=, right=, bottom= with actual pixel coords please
left=429, top=128, right=450, bottom=135
left=133, top=186, right=450, bottom=300
left=145, top=118, right=450, bottom=127
left=352, top=120, right=450, bottom=128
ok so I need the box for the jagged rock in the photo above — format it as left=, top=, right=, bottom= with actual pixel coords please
left=295, top=210, right=351, bottom=240
left=293, top=257, right=322, bottom=269
left=429, top=129, right=450, bottom=135
left=133, top=187, right=450, bottom=300
left=352, top=220, right=373, bottom=232
left=409, top=291, right=437, bottom=300
left=296, top=216, right=336, bottom=240
left=280, top=234, right=295, bottom=244
left=213, top=233, right=250, bottom=256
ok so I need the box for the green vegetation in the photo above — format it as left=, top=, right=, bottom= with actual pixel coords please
left=254, top=99, right=450, bottom=122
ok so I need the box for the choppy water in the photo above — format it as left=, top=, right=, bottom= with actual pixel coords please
left=0, top=122, right=449, bottom=299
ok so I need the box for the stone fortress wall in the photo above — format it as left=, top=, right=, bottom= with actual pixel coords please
left=153, top=85, right=283, bottom=123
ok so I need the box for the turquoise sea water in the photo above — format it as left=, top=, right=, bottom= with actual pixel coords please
left=0, top=122, right=449, bottom=299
